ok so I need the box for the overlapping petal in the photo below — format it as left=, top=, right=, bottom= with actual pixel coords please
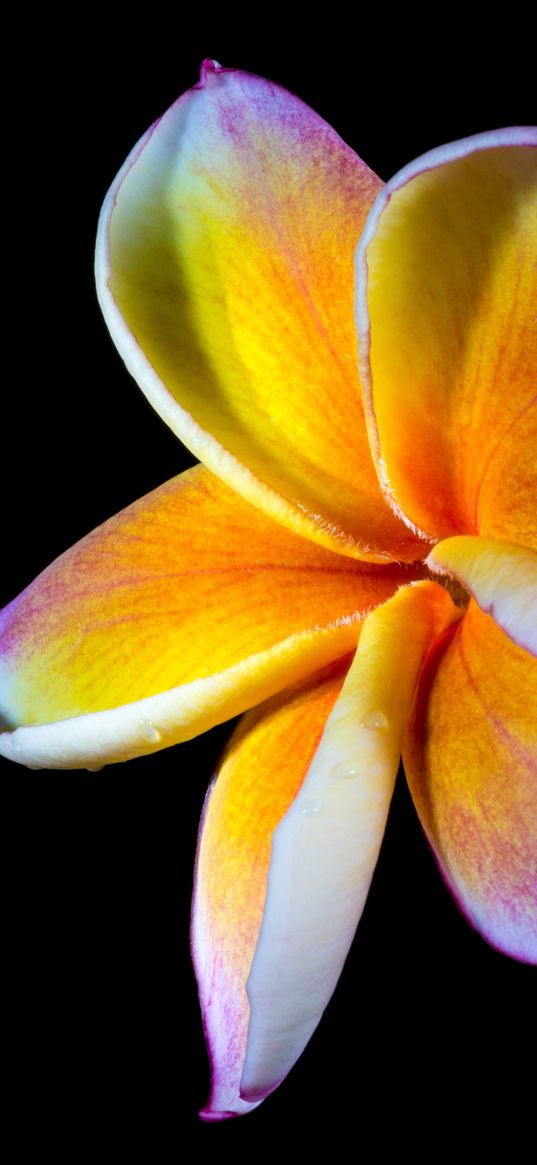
left=192, top=658, right=350, bottom=1121
left=0, top=465, right=416, bottom=769
left=192, top=581, right=460, bottom=1118
left=96, top=61, right=426, bottom=563
left=404, top=599, right=537, bottom=962
left=427, top=536, right=537, bottom=654
left=356, top=129, right=537, bottom=547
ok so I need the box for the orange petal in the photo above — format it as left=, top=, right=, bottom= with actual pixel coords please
left=404, top=599, right=537, bottom=963
left=426, top=536, right=537, bottom=654
left=357, top=129, right=537, bottom=547
left=96, top=62, right=426, bottom=563
left=0, top=466, right=413, bottom=770
left=192, top=658, right=350, bottom=1120
left=192, top=581, right=460, bottom=1118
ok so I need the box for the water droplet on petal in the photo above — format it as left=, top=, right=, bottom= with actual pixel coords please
left=300, top=801, right=321, bottom=817
left=86, top=765, right=104, bottom=772
left=360, top=710, right=388, bottom=731
left=332, top=762, right=358, bottom=780
left=138, top=719, right=161, bottom=744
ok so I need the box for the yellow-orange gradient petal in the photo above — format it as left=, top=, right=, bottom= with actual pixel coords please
left=427, top=536, right=537, bottom=654
left=96, top=61, right=426, bottom=563
left=192, top=658, right=350, bottom=1121
left=404, top=599, right=537, bottom=963
left=192, top=582, right=460, bottom=1119
left=356, top=129, right=537, bottom=547
left=0, top=466, right=414, bottom=770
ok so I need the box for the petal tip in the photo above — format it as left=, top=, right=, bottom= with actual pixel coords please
left=196, top=58, right=227, bottom=88
left=199, top=1107, right=240, bottom=1123
left=437, top=856, right=537, bottom=966
left=240, top=1080, right=280, bottom=1105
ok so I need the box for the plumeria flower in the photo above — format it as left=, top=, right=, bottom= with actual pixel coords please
left=1, top=62, right=535, bottom=1120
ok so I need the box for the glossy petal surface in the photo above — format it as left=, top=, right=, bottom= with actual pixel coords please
left=357, top=130, right=537, bottom=546
left=404, top=599, right=537, bottom=962
left=97, top=62, right=426, bottom=562
left=427, top=536, right=537, bottom=654
left=192, top=659, right=349, bottom=1120
left=0, top=466, right=414, bottom=769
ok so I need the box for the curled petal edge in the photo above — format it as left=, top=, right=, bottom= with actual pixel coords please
left=0, top=621, right=362, bottom=770
left=426, top=536, right=537, bottom=656
left=96, top=61, right=426, bottom=564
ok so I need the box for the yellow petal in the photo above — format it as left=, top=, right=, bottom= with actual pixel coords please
left=357, top=129, right=537, bottom=547
left=0, top=466, right=414, bottom=770
left=404, top=599, right=537, bottom=962
left=97, top=62, right=426, bottom=563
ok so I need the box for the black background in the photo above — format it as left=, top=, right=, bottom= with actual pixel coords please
left=3, top=17, right=535, bottom=1153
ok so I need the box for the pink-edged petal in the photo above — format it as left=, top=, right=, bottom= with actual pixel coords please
left=356, top=128, right=537, bottom=547
left=0, top=466, right=415, bottom=770
left=96, top=61, right=426, bottom=563
left=426, top=536, right=537, bottom=654
left=404, top=598, right=537, bottom=963
left=192, top=582, right=460, bottom=1118
left=192, top=658, right=350, bottom=1120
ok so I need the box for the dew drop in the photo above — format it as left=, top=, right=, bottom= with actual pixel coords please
left=138, top=719, right=161, bottom=744
left=332, top=763, right=358, bottom=780
left=86, top=765, right=104, bottom=773
left=360, top=710, right=389, bottom=731
left=300, top=801, right=321, bottom=817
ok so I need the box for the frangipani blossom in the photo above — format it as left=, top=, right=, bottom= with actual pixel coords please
left=1, top=61, right=535, bottom=1121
